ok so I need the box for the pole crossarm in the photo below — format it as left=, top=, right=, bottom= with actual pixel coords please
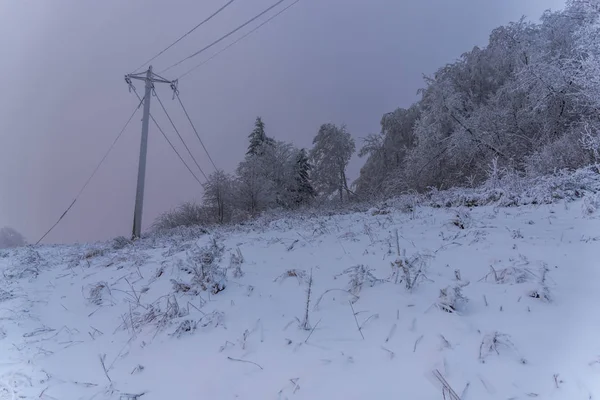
left=125, top=70, right=176, bottom=85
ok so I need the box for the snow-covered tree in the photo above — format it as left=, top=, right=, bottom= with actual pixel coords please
left=355, top=106, right=420, bottom=197
left=310, top=123, right=356, bottom=202
left=247, top=117, right=274, bottom=156
left=291, top=148, right=315, bottom=206
left=203, top=170, right=234, bottom=224
left=235, top=155, right=275, bottom=216
left=356, top=2, right=600, bottom=194
left=0, top=226, right=26, bottom=249
left=260, top=140, right=296, bottom=208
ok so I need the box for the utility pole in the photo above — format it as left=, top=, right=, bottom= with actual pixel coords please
left=125, top=66, right=177, bottom=239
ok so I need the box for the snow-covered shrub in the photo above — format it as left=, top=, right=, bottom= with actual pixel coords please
left=128, top=295, right=189, bottom=333
left=85, top=282, right=113, bottom=306
left=437, top=285, right=469, bottom=313
left=510, top=228, right=524, bottom=239
left=337, top=265, right=382, bottom=296
left=144, top=224, right=208, bottom=254
left=182, top=238, right=227, bottom=295
left=525, top=130, right=591, bottom=177
left=482, top=265, right=530, bottom=285
left=0, top=288, right=13, bottom=303
left=478, top=332, right=523, bottom=364
left=390, top=250, right=432, bottom=291
left=387, top=191, right=421, bottom=214
left=3, top=247, right=46, bottom=280
left=399, top=166, right=600, bottom=210
left=198, top=310, right=225, bottom=329
left=229, top=247, right=244, bottom=278
left=170, top=279, right=199, bottom=295
left=171, top=320, right=197, bottom=338
left=526, top=265, right=552, bottom=302
left=274, top=269, right=307, bottom=284
left=582, top=193, right=600, bottom=215
left=152, top=201, right=212, bottom=231
left=451, top=208, right=472, bottom=230
left=111, top=236, right=131, bottom=250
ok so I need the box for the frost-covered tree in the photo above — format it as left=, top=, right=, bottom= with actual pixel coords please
left=235, top=155, right=275, bottom=215
left=357, top=2, right=600, bottom=194
left=355, top=106, right=420, bottom=197
left=247, top=117, right=274, bottom=156
left=0, top=226, right=26, bottom=249
left=291, top=148, right=315, bottom=206
left=260, top=140, right=297, bottom=208
left=310, top=123, right=356, bottom=202
left=203, top=170, right=234, bottom=224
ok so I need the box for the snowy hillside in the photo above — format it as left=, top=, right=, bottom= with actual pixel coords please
left=2, top=195, right=600, bottom=399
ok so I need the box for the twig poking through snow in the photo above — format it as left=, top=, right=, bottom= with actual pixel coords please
left=359, top=313, right=379, bottom=330
left=381, top=346, right=395, bottom=359
left=227, top=356, right=263, bottom=370
left=99, top=354, right=112, bottom=384
left=439, top=334, right=452, bottom=350
left=385, top=324, right=397, bottom=343
left=432, top=369, right=461, bottom=400
left=305, top=318, right=322, bottom=343
left=313, top=289, right=359, bottom=310
left=413, top=335, right=424, bottom=352
left=301, top=269, right=313, bottom=330
left=349, top=301, right=364, bottom=340
left=553, top=374, right=562, bottom=388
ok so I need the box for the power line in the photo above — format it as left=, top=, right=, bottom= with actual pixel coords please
left=178, top=0, right=300, bottom=80
left=174, top=91, right=218, bottom=171
left=35, top=96, right=145, bottom=245
left=132, top=0, right=237, bottom=73
left=131, top=88, right=205, bottom=187
left=160, top=0, right=287, bottom=74
left=153, top=88, right=209, bottom=181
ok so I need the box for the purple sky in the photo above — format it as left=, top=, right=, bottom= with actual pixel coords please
left=0, top=0, right=565, bottom=244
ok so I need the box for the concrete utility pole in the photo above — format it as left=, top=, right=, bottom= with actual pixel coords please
left=125, top=66, right=177, bottom=239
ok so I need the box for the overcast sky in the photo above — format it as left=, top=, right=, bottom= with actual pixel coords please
left=0, top=0, right=566, bottom=244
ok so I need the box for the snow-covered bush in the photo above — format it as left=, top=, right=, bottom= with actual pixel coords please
left=3, top=247, right=45, bottom=280
left=437, top=285, right=469, bottom=313
left=450, top=208, right=472, bottom=230
left=478, top=331, right=519, bottom=363
left=127, top=295, right=189, bottom=334
left=337, top=265, right=382, bottom=296
left=390, top=250, right=432, bottom=291
left=229, top=247, right=244, bottom=278
left=181, top=238, right=227, bottom=295
left=152, top=201, right=212, bottom=231
left=171, top=320, right=197, bottom=338
left=582, top=193, right=600, bottom=215
left=85, top=281, right=113, bottom=306
left=274, top=269, right=307, bottom=285
left=481, top=265, right=530, bottom=285
left=111, top=236, right=131, bottom=250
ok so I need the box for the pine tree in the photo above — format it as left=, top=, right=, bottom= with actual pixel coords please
left=247, top=117, right=274, bottom=156
left=293, top=148, right=315, bottom=206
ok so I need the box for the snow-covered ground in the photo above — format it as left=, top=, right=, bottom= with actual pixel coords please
left=2, top=198, right=600, bottom=399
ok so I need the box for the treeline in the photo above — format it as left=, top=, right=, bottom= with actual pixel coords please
left=355, top=0, right=600, bottom=198
left=155, top=0, right=600, bottom=229
left=153, top=118, right=356, bottom=229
